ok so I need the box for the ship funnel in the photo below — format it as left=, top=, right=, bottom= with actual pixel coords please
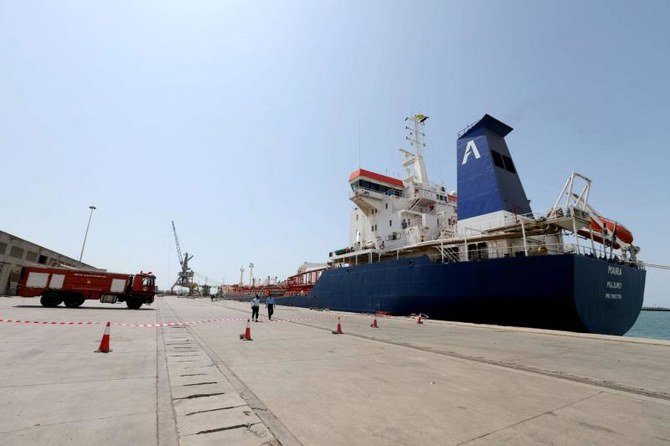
left=456, top=114, right=531, bottom=222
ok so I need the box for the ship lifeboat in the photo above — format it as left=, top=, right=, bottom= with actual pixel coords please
left=577, top=216, right=633, bottom=248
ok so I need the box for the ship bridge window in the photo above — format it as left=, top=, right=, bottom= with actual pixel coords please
left=351, top=179, right=402, bottom=197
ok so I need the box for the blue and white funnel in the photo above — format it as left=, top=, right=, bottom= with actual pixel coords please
left=456, top=114, right=531, bottom=225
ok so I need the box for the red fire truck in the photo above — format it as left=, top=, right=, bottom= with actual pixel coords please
left=17, top=266, right=157, bottom=309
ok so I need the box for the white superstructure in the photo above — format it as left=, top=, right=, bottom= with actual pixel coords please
left=329, top=114, right=640, bottom=269
left=348, top=114, right=457, bottom=253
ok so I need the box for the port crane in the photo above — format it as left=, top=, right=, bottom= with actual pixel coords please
left=170, top=220, right=199, bottom=296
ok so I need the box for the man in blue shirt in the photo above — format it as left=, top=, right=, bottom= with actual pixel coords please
left=266, top=296, right=275, bottom=321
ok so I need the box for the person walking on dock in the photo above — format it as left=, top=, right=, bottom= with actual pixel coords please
left=266, top=296, right=275, bottom=320
left=251, top=295, right=260, bottom=322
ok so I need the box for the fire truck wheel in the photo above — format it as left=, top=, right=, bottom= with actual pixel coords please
left=41, top=292, right=62, bottom=308
left=64, top=294, right=85, bottom=308
left=40, top=295, right=52, bottom=307
left=126, top=299, right=143, bottom=310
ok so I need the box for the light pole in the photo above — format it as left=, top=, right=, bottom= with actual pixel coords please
left=79, top=205, right=97, bottom=262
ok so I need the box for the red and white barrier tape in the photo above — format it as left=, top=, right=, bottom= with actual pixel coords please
left=0, top=316, right=248, bottom=327
left=0, top=318, right=99, bottom=325
left=0, top=312, right=420, bottom=328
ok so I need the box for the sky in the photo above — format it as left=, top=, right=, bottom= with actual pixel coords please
left=1, top=0, right=669, bottom=305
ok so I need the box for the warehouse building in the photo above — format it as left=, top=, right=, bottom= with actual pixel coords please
left=0, top=230, right=96, bottom=295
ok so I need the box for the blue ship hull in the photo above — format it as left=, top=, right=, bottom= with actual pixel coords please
left=277, top=254, right=645, bottom=335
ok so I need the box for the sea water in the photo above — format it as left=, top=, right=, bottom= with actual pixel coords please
left=625, top=310, right=670, bottom=340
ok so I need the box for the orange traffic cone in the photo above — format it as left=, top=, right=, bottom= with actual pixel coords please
left=416, top=314, right=424, bottom=325
left=239, top=319, right=253, bottom=341
left=95, top=321, right=112, bottom=353
left=332, top=317, right=343, bottom=334
left=371, top=317, right=379, bottom=328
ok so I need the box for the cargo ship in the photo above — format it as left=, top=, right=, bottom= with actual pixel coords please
left=225, top=114, right=646, bottom=335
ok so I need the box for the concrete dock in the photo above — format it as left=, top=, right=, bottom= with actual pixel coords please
left=0, top=296, right=668, bottom=445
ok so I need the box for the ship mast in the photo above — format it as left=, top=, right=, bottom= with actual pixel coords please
left=401, top=114, right=430, bottom=186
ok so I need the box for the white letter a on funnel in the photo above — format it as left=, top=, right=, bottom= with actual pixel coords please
left=462, top=140, right=481, bottom=165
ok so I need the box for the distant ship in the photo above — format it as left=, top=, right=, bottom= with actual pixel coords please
left=225, top=114, right=645, bottom=335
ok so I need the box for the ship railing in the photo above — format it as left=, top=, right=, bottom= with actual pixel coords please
left=563, top=232, right=638, bottom=264
left=436, top=237, right=637, bottom=266
left=457, top=207, right=594, bottom=240
left=457, top=120, right=477, bottom=138
left=435, top=245, right=461, bottom=263
left=446, top=241, right=569, bottom=262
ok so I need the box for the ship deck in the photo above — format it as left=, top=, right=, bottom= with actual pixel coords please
left=0, top=295, right=668, bottom=445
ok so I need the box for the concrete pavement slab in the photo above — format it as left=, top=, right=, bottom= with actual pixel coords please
left=171, top=382, right=236, bottom=400
left=173, top=393, right=248, bottom=417
left=465, top=392, right=670, bottom=445
left=176, top=405, right=263, bottom=436
left=0, top=412, right=157, bottom=446
left=178, top=422, right=278, bottom=446
left=0, top=297, right=162, bottom=444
